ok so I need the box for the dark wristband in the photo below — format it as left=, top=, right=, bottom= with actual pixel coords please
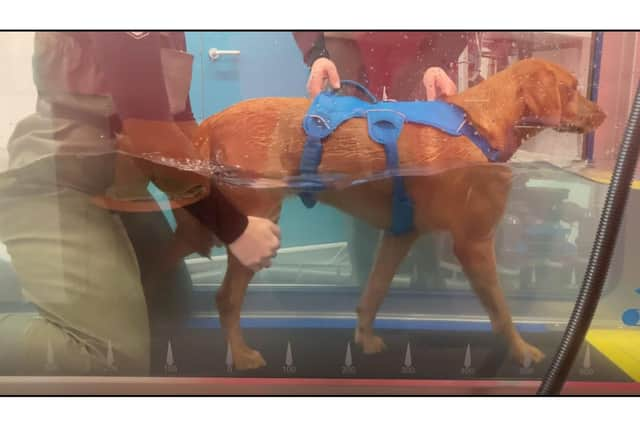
left=305, top=35, right=330, bottom=66
left=185, top=186, right=249, bottom=245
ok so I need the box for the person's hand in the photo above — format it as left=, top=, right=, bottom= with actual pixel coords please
left=229, top=216, right=281, bottom=272
left=423, top=67, right=458, bottom=100
left=307, top=57, right=341, bottom=98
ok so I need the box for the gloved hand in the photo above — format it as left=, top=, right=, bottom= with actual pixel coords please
left=307, top=57, right=341, bottom=98
left=423, top=66, right=458, bottom=100
left=229, top=216, right=281, bottom=272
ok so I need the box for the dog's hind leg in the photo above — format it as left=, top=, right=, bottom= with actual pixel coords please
left=452, top=235, right=545, bottom=366
left=355, top=231, right=418, bottom=354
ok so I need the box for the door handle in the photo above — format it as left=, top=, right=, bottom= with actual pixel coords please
left=208, top=48, right=241, bottom=61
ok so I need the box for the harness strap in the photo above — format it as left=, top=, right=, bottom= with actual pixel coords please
left=298, top=81, right=502, bottom=235
left=458, top=120, right=502, bottom=162
left=299, top=135, right=324, bottom=208
left=367, top=109, right=414, bottom=235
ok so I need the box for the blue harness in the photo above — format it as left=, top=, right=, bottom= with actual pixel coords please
left=298, top=80, right=502, bottom=235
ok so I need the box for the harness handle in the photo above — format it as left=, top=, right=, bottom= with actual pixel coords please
left=333, top=80, right=378, bottom=103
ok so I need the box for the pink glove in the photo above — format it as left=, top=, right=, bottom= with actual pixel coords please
left=307, top=57, right=341, bottom=97
left=229, top=216, right=281, bottom=272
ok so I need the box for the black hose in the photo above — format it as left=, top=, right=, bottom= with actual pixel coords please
left=537, top=80, right=640, bottom=395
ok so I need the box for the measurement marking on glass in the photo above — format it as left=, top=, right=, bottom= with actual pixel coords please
left=461, top=344, right=475, bottom=375
left=225, top=342, right=233, bottom=373
left=283, top=341, right=296, bottom=374
left=341, top=341, right=356, bottom=375
left=401, top=342, right=416, bottom=374
left=165, top=340, right=177, bottom=374
left=580, top=346, right=594, bottom=376
left=105, top=340, right=117, bottom=373
left=44, top=339, right=58, bottom=374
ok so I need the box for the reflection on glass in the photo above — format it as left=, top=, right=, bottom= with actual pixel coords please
left=0, top=32, right=637, bottom=390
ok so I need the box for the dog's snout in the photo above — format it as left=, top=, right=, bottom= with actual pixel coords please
left=582, top=100, right=606, bottom=128
left=576, top=95, right=607, bottom=129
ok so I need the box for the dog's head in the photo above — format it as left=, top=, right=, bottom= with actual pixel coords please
left=514, top=58, right=606, bottom=133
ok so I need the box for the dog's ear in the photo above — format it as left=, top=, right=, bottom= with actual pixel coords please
left=519, top=66, right=563, bottom=126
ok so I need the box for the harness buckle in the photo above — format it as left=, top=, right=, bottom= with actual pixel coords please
left=456, top=118, right=468, bottom=134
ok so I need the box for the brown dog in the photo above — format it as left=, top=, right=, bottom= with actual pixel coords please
left=194, top=58, right=606, bottom=370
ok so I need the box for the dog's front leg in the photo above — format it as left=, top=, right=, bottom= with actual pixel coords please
left=355, top=231, right=418, bottom=354
left=216, top=251, right=266, bottom=370
left=453, top=235, right=545, bottom=366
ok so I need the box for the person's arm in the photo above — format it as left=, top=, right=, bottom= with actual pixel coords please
left=417, top=32, right=475, bottom=73
left=91, top=32, right=202, bottom=169
left=293, top=32, right=340, bottom=97
left=184, top=186, right=280, bottom=273
left=91, top=32, right=250, bottom=243
left=184, top=186, right=248, bottom=245
left=92, top=32, right=174, bottom=121
left=416, top=32, right=476, bottom=100
left=93, top=32, right=279, bottom=271
left=293, top=31, right=330, bottom=66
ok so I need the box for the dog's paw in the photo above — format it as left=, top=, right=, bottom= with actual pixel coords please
left=232, top=347, right=267, bottom=370
left=512, top=339, right=545, bottom=366
left=358, top=334, right=387, bottom=354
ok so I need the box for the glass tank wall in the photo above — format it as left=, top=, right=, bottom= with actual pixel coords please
left=0, top=31, right=639, bottom=394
